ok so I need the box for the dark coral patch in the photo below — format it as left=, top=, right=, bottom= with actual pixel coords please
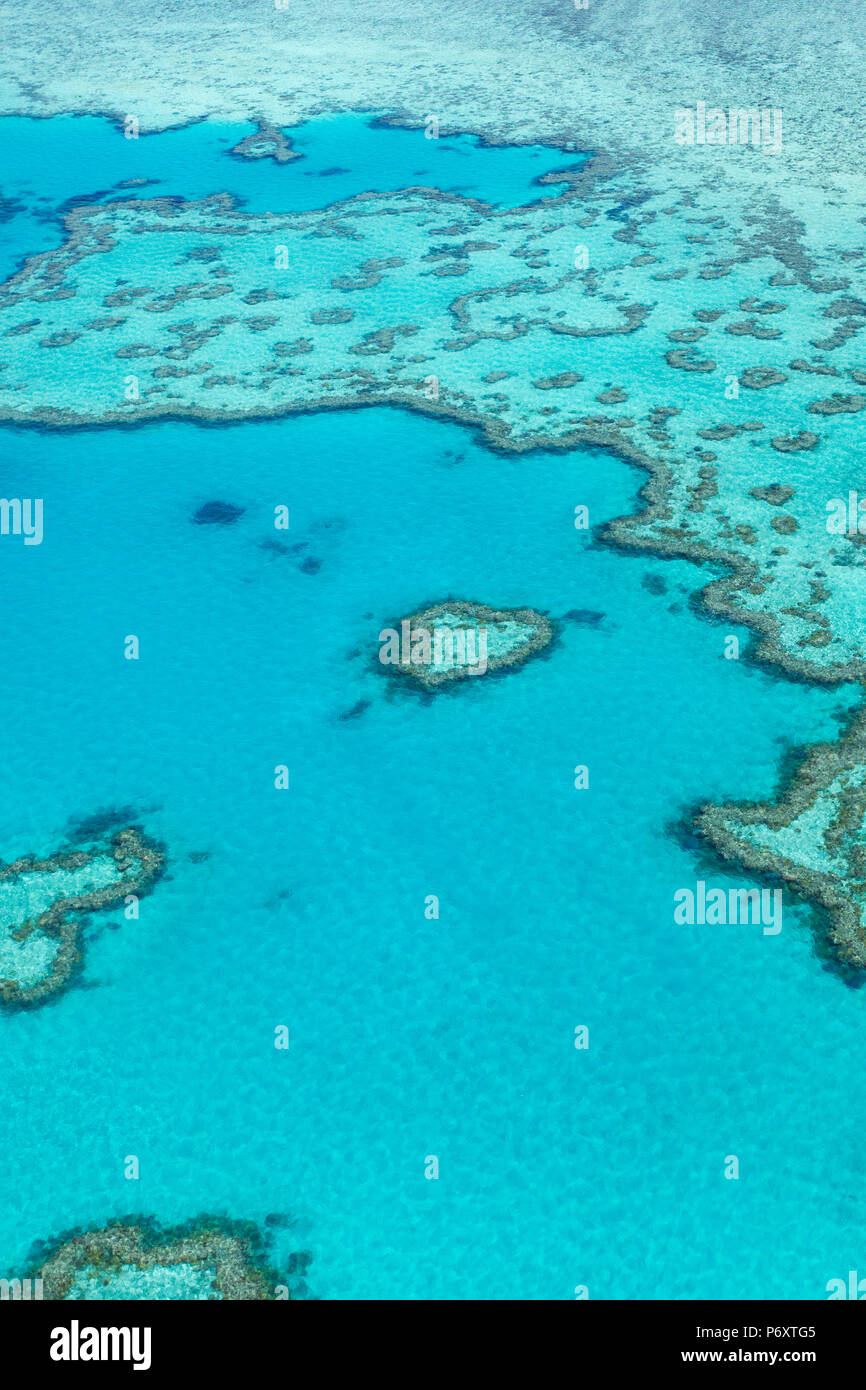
left=192, top=500, right=246, bottom=525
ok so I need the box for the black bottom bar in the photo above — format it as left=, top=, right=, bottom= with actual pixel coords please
left=2, top=1299, right=858, bottom=1375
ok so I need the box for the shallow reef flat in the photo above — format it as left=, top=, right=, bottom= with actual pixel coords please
left=3, top=170, right=865, bottom=688
left=1, top=0, right=864, bottom=198
left=0, top=826, right=165, bottom=1010
left=26, top=1215, right=288, bottom=1300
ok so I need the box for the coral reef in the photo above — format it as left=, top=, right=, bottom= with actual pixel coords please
left=378, top=599, right=555, bottom=689
left=0, top=826, right=166, bottom=1010
left=697, top=713, right=866, bottom=973
left=28, top=1215, right=289, bottom=1300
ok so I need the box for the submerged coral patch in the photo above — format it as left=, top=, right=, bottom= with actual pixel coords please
left=191, top=500, right=246, bottom=525
left=696, top=725, right=866, bottom=974
left=770, top=430, right=819, bottom=452
left=229, top=120, right=299, bottom=166
left=28, top=1215, right=292, bottom=1300
left=378, top=599, right=555, bottom=690
left=0, top=826, right=166, bottom=1010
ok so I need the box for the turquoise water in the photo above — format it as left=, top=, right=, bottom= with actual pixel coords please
left=1, top=406, right=863, bottom=1300
left=2, top=115, right=866, bottom=1302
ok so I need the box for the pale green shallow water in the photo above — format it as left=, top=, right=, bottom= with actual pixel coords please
left=68, top=1264, right=220, bottom=1300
